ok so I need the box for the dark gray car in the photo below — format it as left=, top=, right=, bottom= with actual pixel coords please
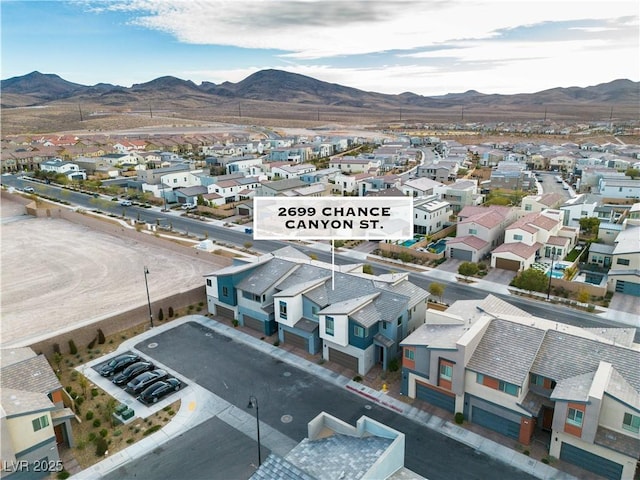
left=125, top=369, right=168, bottom=395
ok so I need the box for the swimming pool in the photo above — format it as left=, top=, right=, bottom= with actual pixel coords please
left=427, top=239, right=448, bottom=254
left=402, top=239, right=418, bottom=247
left=546, top=269, right=564, bottom=279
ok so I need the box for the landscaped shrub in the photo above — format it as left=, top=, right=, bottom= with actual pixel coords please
left=53, top=343, right=61, bottom=355
left=75, top=396, right=84, bottom=406
left=65, top=386, right=73, bottom=393
left=88, top=432, right=97, bottom=442
left=158, top=308, right=164, bottom=321
left=91, top=388, right=99, bottom=398
left=99, top=429, right=108, bottom=438
left=93, top=419, right=101, bottom=428
left=454, top=412, right=464, bottom=424
left=97, top=329, right=106, bottom=344
left=168, top=306, right=174, bottom=318
left=68, top=340, right=78, bottom=355
left=143, top=425, right=162, bottom=436
left=388, top=358, right=400, bottom=372
left=87, top=337, right=97, bottom=349
left=85, top=411, right=94, bottom=421
left=95, top=437, right=108, bottom=457
left=353, top=375, right=363, bottom=382
left=56, top=469, right=71, bottom=479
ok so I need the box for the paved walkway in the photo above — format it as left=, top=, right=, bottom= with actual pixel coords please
left=72, top=314, right=580, bottom=480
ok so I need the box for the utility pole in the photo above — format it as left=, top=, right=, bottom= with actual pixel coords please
left=78, top=104, right=83, bottom=122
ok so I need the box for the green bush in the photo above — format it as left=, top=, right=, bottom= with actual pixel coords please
left=353, top=375, right=363, bottom=382
left=68, top=340, right=78, bottom=355
left=93, top=419, right=101, bottom=428
left=168, top=306, right=174, bottom=318
left=454, top=412, right=464, bottom=424
left=99, top=429, right=108, bottom=438
left=388, top=358, right=400, bottom=372
left=95, top=437, right=108, bottom=456
left=91, top=388, right=99, bottom=398
left=126, top=438, right=135, bottom=444
left=75, top=396, right=84, bottom=406
left=88, top=432, right=97, bottom=442
left=158, top=308, right=164, bottom=321
left=85, top=411, right=94, bottom=421
left=57, top=470, right=71, bottom=479
left=113, top=429, right=122, bottom=437
left=143, top=425, right=162, bottom=436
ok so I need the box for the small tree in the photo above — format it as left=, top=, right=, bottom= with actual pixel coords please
left=168, top=306, right=174, bottom=318
left=362, top=264, right=374, bottom=275
left=68, top=339, right=78, bottom=355
left=158, top=308, right=164, bottom=322
left=428, top=282, right=445, bottom=303
left=458, top=262, right=479, bottom=279
left=95, top=437, right=108, bottom=457
left=577, top=288, right=590, bottom=304
left=78, top=375, right=89, bottom=398
left=104, top=397, right=117, bottom=425
left=579, top=217, right=600, bottom=237
left=512, top=268, right=548, bottom=293
left=625, top=167, right=640, bottom=179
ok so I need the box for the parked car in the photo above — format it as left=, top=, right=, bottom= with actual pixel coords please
left=112, top=361, right=154, bottom=386
left=23, top=186, right=35, bottom=193
left=181, top=202, right=196, bottom=210
left=125, top=369, right=168, bottom=395
left=99, top=353, right=140, bottom=377
left=120, top=200, right=132, bottom=206
left=137, top=378, right=182, bottom=404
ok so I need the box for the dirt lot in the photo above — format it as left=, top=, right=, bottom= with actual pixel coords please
left=0, top=199, right=223, bottom=347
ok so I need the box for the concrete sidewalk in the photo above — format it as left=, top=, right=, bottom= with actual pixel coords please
left=72, top=315, right=579, bottom=480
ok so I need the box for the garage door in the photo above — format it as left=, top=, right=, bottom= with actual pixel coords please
left=416, top=382, right=455, bottom=412
left=560, top=443, right=623, bottom=480
left=238, top=207, right=250, bottom=216
left=472, top=407, right=520, bottom=439
left=495, top=257, right=521, bottom=271
left=450, top=248, right=473, bottom=261
left=216, top=305, right=234, bottom=320
left=243, top=315, right=263, bottom=333
left=615, top=280, right=640, bottom=296
left=328, top=348, right=358, bottom=371
left=283, top=330, right=307, bottom=350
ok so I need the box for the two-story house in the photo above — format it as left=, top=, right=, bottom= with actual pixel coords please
left=413, top=196, right=453, bottom=235
left=446, top=205, right=517, bottom=262
left=1, top=348, right=76, bottom=475
left=433, top=179, right=484, bottom=214
left=204, top=247, right=429, bottom=375
left=401, top=177, right=445, bottom=198
left=607, top=225, right=640, bottom=296
left=520, top=192, right=565, bottom=215
left=491, top=209, right=578, bottom=271
left=39, top=159, right=86, bottom=181
left=400, top=295, right=639, bottom=480
left=329, top=156, right=380, bottom=175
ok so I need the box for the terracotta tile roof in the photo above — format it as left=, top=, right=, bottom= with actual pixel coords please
left=447, top=235, right=488, bottom=250
left=492, top=242, right=542, bottom=259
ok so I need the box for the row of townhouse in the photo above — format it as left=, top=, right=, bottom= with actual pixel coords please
left=1, top=347, right=76, bottom=477
left=204, top=247, right=429, bottom=376
left=400, top=294, right=640, bottom=480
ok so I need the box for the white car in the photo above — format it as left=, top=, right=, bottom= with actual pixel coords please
left=23, top=186, right=35, bottom=193
left=120, top=200, right=133, bottom=206
left=182, top=203, right=196, bottom=210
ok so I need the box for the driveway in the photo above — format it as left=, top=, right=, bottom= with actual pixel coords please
left=609, top=293, right=640, bottom=315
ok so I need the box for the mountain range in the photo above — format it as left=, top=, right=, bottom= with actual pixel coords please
left=1, top=70, right=638, bottom=130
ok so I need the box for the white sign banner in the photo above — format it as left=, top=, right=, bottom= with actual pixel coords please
left=253, top=197, right=413, bottom=240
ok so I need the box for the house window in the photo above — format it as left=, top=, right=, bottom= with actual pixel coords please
left=567, top=408, right=584, bottom=427
left=404, top=349, right=415, bottom=361
left=206, top=279, right=212, bottom=287
left=32, top=415, right=49, bottom=432
left=469, top=228, right=477, bottom=235
left=382, top=322, right=387, bottom=330
left=439, top=363, right=452, bottom=381
left=222, top=286, right=228, bottom=297
left=476, top=373, right=484, bottom=384
left=242, top=291, right=261, bottom=302
left=623, top=413, right=640, bottom=433
left=397, top=316, right=402, bottom=326
left=498, top=381, right=519, bottom=396
left=530, top=374, right=544, bottom=386
left=279, top=301, right=287, bottom=320
left=311, top=306, right=319, bottom=319
left=325, top=316, right=334, bottom=336
left=524, top=204, right=532, bottom=211
left=353, top=325, right=365, bottom=338
left=617, top=258, right=630, bottom=266
left=514, top=234, right=523, bottom=241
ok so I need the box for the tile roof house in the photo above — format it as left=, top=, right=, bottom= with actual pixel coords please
left=400, top=295, right=640, bottom=480
left=1, top=348, right=76, bottom=474
left=605, top=225, right=640, bottom=297
left=251, top=412, right=422, bottom=480
left=205, top=247, right=429, bottom=375
left=491, top=209, right=578, bottom=271
left=520, top=192, right=565, bottom=214
left=447, top=205, right=517, bottom=262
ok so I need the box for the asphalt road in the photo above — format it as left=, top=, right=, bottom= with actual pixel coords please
left=125, top=321, right=537, bottom=480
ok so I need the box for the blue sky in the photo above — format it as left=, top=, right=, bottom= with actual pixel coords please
left=1, top=0, right=638, bottom=96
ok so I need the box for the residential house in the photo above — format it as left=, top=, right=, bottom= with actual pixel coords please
left=299, top=167, right=340, bottom=185
left=1, top=348, right=76, bottom=476
left=607, top=225, right=640, bottom=296
left=447, top=205, right=517, bottom=262
left=358, top=175, right=402, bottom=197
left=416, top=161, right=458, bottom=183
left=401, top=178, right=445, bottom=198
left=251, top=412, right=421, bottom=480
left=433, top=179, right=484, bottom=214
left=174, top=186, right=208, bottom=206
left=257, top=178, right=308, bottom=197
left=521, top=192, right=565, bottom=214
left=491, top=209, right=578, bottom=271
left=489, top=162, right=532, bottom=191
left=580, top=168, right=625, bottom=192
left=271, top=163, right=316, bottom=180
left=413, top=196, right=453, bottom=235
left=136, top=164, right=192, bottom=185
left=226, top=157, right=264, bottom=175
left=206, top=176, right=261, bottom=205
left=331, top=172, right=375, bottom=196
left=39, top=159, right=86, bottom=181
left=599, top=179, right=640, bottom=200
left=98, top=152, right=143, bottom=167
left=598, top=223, right=624, bottom=245
left=329, top=156, right=380, bottom=175
left=204, top=247, right=429, bottom=375
left=549, top=153, right=579, bottom=172
left=560, top=194, right=600, bottom=228
left=400, top=295, right=640, bottom=480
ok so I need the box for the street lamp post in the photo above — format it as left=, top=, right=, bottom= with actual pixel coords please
left=247, top=395, right=261, bottom=466
left=144, top=266, right=154, bottom=328
left=546, top=248, right=557, bottom=301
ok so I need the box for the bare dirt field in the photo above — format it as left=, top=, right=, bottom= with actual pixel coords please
left=0, top=199, right=223, bottom=347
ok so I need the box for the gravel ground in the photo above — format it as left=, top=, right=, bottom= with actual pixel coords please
left=0, top=199, right=220, bottom=347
